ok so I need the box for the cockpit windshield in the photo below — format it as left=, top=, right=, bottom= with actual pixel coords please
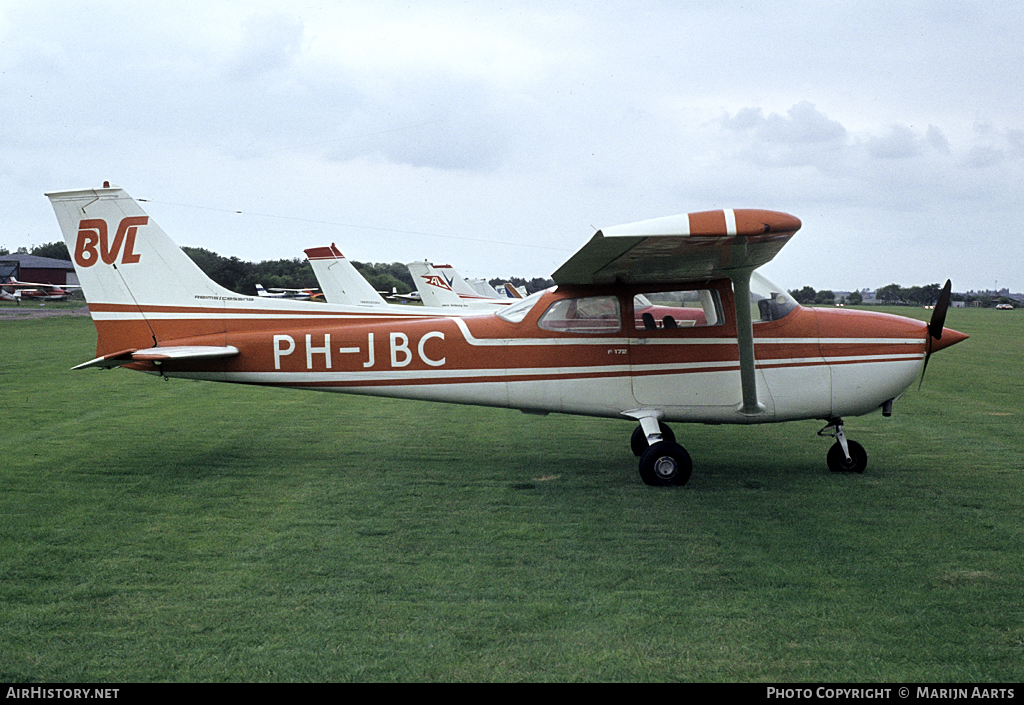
left=750, top=272, right=799, bottom=323
left=496, top=287, right=549, bottom=323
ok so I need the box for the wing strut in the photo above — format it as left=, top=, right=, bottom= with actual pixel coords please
left=731, top=270, right=766, bottom=417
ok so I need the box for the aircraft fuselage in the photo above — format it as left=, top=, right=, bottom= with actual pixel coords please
left=106, top=281, right=957, bottom=426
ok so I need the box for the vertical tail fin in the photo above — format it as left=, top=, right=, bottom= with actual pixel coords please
left=406, top=260, right=467, bottom=309
left=467, top=277, right=502, bottom=298
left=46, top=186, right=239, bottom=309
left=304, top=244, right=389, bottom=308
left=407, top=260, right=513, bottom=310
left=432, top=264, right=490, bottom=299
left=503, top=283, right=525, bottom=299
left=46, top=185, right=241, bottom=355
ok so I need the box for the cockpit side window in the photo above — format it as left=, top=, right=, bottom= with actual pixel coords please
left=537, top=295, right=621, bottom=334
left=632, top=289, right=723, bottom=330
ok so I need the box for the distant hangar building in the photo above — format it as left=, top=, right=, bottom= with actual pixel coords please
left=0, top=254, right=78, bottom=286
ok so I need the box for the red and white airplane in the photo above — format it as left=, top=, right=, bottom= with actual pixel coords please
left=304, top=244, right=391, bottom=308
left=406, top=260, right=514, bottom=310
left=1, top=277, right=81, bottom=302
left=47, top=185, right=967, bottom=486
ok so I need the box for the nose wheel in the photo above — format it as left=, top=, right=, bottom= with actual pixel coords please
left=819, top=419, right=868, bottom=473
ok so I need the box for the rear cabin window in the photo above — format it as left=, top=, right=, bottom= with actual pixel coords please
left=633, top=289, right=723, bottom=330
left=537, top=295, right=621, bottom=334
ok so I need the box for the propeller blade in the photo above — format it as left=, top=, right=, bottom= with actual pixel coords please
left=919, top=279, right=952, bottom=390
left=928, top=279, right=952, bottom=340
left=918, top=337, right=933, bottom=390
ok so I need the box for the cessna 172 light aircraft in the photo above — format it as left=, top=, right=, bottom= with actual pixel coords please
left=47, top=185, right=967, bottom=486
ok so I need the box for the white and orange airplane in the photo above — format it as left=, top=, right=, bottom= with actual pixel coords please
left=47, top=185, right=967, bottom=486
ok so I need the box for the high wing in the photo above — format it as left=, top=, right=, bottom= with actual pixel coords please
left=552, top=209, right=801, bottom=286
left=552, top=208, right=802, bottom=417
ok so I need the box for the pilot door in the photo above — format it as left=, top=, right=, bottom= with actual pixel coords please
left=628, top=281, right=748, bottom=419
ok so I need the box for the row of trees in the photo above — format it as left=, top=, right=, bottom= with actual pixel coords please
left=1, top=242, right=71, bottom=260
left=789, top=286, right=851, bottom=306
left=182, top=247, right=424, bottom=296
left=874, top=283, right=946, bottom=306
left=791, top=284, right=950, bottom=306
left=792, top=282, right=1018, bottom=308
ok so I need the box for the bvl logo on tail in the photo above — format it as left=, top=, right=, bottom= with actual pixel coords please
left=74, top=217, right=148, bottom=267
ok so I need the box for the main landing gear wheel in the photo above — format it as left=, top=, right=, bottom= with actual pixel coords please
left=827, top=440, right=867, bottom=474
left=638, top=441, right=692, bottom=487
left=630, top=422, right=676, bottom=456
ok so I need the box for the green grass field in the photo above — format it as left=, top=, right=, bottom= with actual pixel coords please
left=1, top=305, right=1021, bottom=682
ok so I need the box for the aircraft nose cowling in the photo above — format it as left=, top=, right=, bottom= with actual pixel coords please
left=930, top=327, right=969, bottom=353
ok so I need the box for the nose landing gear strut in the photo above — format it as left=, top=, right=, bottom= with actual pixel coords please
left=818, top=418, right=868, bottom=473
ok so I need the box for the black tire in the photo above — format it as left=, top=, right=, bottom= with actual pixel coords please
left=638, top=441, right=692, bottom=486
left=827, top=440, right=867, bottom=473
left=630, top=422, right=676, bottom=457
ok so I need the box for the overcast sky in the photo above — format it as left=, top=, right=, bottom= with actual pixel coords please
left=3, top=1, right=1022, bottom=293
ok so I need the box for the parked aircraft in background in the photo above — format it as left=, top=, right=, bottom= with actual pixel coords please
left=385, top=287, right=422, bottom=303
left=407, top=260, right=513, bottom=310
left=467, top=277, right=503, bottom=299
left=255, top=283, right=319, bottom=300
left=48, top=185, right=967, bottom=486
left=497, top=283, right=526, bottom=299
left=1, top=277, right=81, bottom=302
left=304, top=244, right=390, bottom=308
left=434, top=264, right=520, bottom=303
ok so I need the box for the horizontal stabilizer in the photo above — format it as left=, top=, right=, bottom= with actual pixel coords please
left=73, top=346, right=240, bottom=370
left=130, top=346, right=240, bottom=361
